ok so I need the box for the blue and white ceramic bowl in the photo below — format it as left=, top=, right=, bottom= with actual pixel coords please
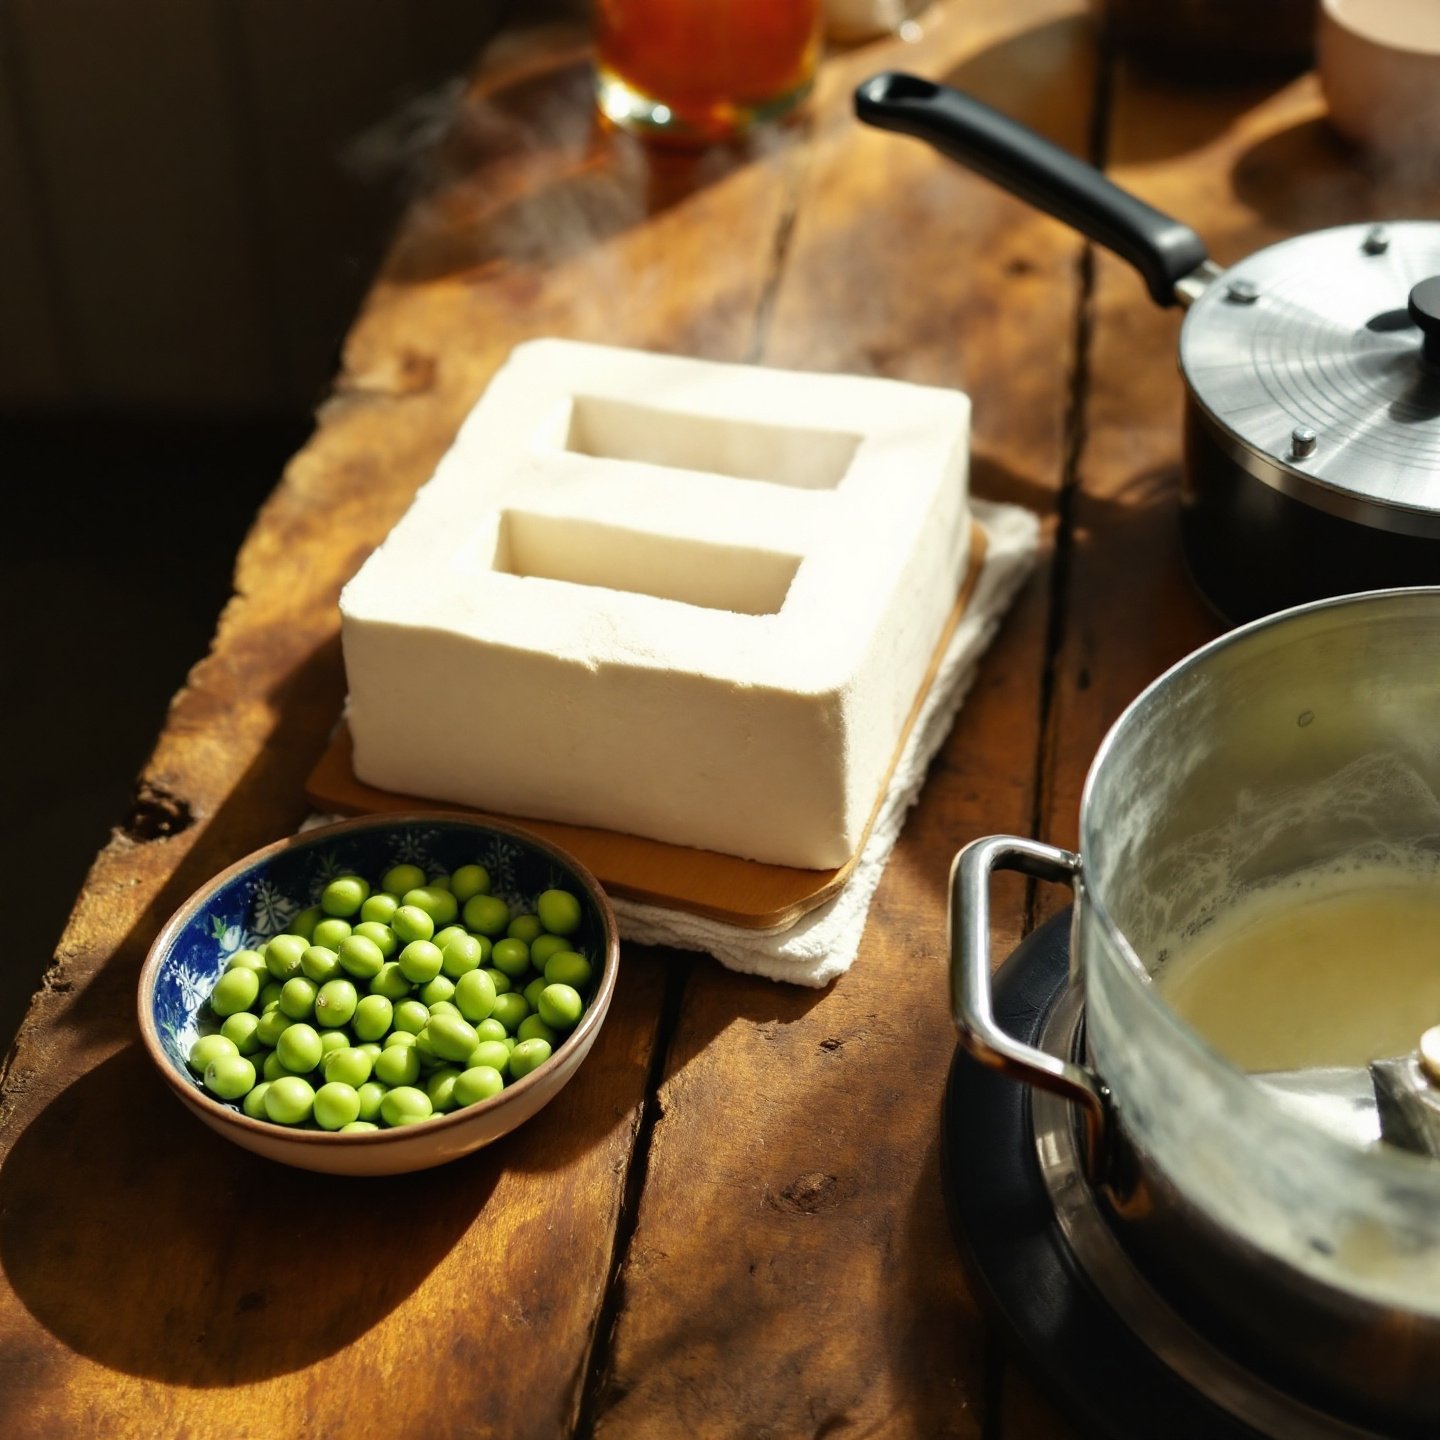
left=138, top=812, right=619, bottom=1175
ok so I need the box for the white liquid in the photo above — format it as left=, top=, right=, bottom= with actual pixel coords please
left=1155, top=867, right=1440, bottom=1072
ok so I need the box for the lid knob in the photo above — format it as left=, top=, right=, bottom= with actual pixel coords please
left=1408, top=277, right=1440, bottom=364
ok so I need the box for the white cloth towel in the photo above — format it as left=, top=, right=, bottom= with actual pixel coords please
left=612, top=498, right=1040, bottom=987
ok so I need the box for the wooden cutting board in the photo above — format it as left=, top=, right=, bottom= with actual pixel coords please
left=307, top=527, right=987, bottom=930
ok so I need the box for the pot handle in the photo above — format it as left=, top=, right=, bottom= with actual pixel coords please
left=950, top=835, right=1109, bottom=1165
left=854, top=73, right=1211, bottom=307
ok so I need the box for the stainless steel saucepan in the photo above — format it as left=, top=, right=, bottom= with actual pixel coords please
left=855, top=73, right=1440, bottom=623
left=950, top=587, right=1440, bottom=1434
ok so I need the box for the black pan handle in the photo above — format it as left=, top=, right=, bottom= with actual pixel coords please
left=854, top=72, right=1210, bottom=308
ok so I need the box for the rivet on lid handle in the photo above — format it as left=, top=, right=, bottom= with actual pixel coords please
left=1420, top=1024, right=1440, bottom=1088
left=1362, top=224, right=1390, bottom=255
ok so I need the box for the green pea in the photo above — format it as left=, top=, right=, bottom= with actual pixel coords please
left=384, top=1029, right=418, bottom=1049
left=490, top=992, right=530, bottom=1034
left=262, top=1051, right=292, bottom=1082
left=466, top=1040, right=511, bottom=1074
left=523, top=976, right=548, bottom=1011
left=398, top=939, right=443, bottom=985
left=258, top=981, right=284, bottom=1010
left=211, top=966, right=260, bottom=1017
left=341, top=1120, right=380, bottom=1133
left=393, top=999, right=429, bottom=1035
left=454, top=968, right=497, bottom=1023
left=220, top=1011, right=263, bottom=1055
left=509, top=1037, right=552, bottom=1079
left=290, top=905, right=324, bottom=942
left=428, top=1000, right=461, bottom=1019
left=264, top=1075, right=315, bottom=1125
left=277, top=1022, right=323, bottom=1074
left=507, top=913, right=544, bottom=944
left=392, top=905, right=435, bottom=945
left=463, top=894, right=509, bottom=937
left=264, top=933, right=307, bottom=980
left=413, top=1029, right=440, bottom=1067
left=530, top=934, right=570, bottom=969
left=242, top=1080, right=272, bottom=1119
left=381, top=863, right=426, bottom=896
left=491, top=937, right=530, bottom=979
left=402, top=886, right=458, bottom=928
left=483, top=967, right=512, bottom=996
left=312, top=917, right=353, bottom=951
left=432, top=925, right=468, bottom=953
left=538, top=982, right=584, bottom=1031
left=300, top=944, right=340, bottom=983
left=337, top=934, right=385, bottom=981
left=374, top=1045, right=421, bottom=1087
left=428, top=1012, right=480, bottom=1063
left=225, top=948, right=267, bottom=974
left=379, top=1086, right=432, bottom=1126
left=313, top=1081, right=361, bottom=1131
left=517, top=1014, right=557, bottom=1046
left=323, top=1047, right=372, bottom=1088
left=319, top=1029, right=349, bottom=1056
left=425, top=1066, right=462, bottom=1112
left=352, top=993, right=394, bottom=1042
left=450, top=864, right=490, bottom=903
left=279, top=976, right=318, bottom=1020
left=474, top=1017, right=507, bottom=1042
left=418, top=974, right=455, bottom=1007
left=321, top=874, right=370, bottom=918
left=436, top=934, right=480, bottom=981
left=204, top=1053, right=255, bottom=1100
left=314, top=978, right=358, bottom=1027
left=544, top=950, right=593, bottom=990
left=360, top=892, right=400, bottom=925
left=454, top=1065, right=505, bottom=1106
left=352, top=920, right=398, bottom=958
left=536, top=888, right=582, bottom=937
left=369, top=961, right=412, bottom=1001
left=188, top=1034, right=238, bottom=1072
left=427, top=873, right=453, bottom=893
left=355, top=1081, right=386, bottom=1122
left=255, top=1007, right=292, bottom=1048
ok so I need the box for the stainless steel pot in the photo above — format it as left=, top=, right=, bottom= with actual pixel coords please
left=952, top=589, right=1440, bottom=1435
left=855, top=75, right=1440, bottom=624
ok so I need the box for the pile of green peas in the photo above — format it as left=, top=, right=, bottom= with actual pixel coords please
left=186, top=861, right=595, bottom=1132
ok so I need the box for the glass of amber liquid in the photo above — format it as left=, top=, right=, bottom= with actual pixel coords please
left=594, top=0, right=822, bottom=144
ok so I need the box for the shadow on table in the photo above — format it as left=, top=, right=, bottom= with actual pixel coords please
left=0, top=1044, right=497, bottom=1390
left=1231, top=116, right=1440, bottom=231
left=935, top=15, right=1291, bottom=169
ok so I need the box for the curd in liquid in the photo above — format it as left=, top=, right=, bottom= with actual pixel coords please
left=1154, top=868, right=1440, bottom=1072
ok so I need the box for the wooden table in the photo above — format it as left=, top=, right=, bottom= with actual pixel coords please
left=3, top=4, right=1433, bottom=1435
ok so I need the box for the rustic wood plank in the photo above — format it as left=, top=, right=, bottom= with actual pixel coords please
left=585, top=6, right=1098, bottom=1436
left=0, top=21, right=799, bottom=1438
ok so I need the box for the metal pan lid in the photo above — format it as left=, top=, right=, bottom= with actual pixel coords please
left=1180, top=221, right=1440, bottom=536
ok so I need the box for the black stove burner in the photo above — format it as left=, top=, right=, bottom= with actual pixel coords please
left=942, top=909, right=1266, bottom=1440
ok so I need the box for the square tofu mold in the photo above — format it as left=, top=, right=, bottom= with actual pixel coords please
left=340, top=340, right=971, bottom=869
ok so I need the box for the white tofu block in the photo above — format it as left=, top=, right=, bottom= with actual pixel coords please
left=340, top=340, right=971, bottom=869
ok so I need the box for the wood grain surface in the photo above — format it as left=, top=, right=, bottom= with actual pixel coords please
left=0, top=3, right=1414, bottom=1437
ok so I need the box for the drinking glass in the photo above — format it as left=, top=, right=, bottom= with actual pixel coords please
left=594, top=0, right=823, bottom=143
